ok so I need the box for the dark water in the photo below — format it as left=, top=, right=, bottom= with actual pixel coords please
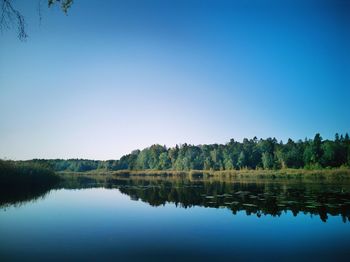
left=1, top=176, right=350, bottom=261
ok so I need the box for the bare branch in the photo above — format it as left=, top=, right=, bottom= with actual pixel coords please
left=0, top=0, right=73, bottom=41
left=1, top=0, right=27, bottom=40
left=38, top=0, right=43, bottom=25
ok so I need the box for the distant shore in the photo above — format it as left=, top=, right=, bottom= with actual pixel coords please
left=58, top=167, right=350, bottom=180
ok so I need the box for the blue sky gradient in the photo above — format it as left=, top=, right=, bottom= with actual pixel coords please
left=1, top=0, right=349, bottom=160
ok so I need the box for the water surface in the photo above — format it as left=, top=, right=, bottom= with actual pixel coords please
left=1, top=177, right=350, bottom=261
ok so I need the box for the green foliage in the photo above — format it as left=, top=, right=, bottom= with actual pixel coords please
left=158, top=152, right=171, bottom=170
left=48, top=0, right=73, bottom=14
left=262, top=152, right=274, bottom=170
left=12, top=133, right=350, bottom=173
left=237, top=151, right=247, bottom=169
left=0, top=160, right=60, bottom=188
left=311, top=133, right=323, bottom=164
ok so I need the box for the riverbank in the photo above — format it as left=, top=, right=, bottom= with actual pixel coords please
left=57, top=167, right=350, bottom=181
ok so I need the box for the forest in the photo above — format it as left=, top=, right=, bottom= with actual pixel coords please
left=22, top=133, right=350, bottom=172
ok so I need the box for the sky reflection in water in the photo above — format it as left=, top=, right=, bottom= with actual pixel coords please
left=1, top=179, right=350, bottom=261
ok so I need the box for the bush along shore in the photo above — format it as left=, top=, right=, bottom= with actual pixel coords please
left=0, top=160, right=60, bottom=188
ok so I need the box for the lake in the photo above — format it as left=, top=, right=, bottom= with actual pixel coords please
left=1, top=176, right=350, bottom=261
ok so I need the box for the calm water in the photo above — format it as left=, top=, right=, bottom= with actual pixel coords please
left=1, top=177, right=350, bottom=261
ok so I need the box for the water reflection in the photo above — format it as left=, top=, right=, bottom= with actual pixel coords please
left=2, top=175, right=350, bottom=222
left=0, top=184, right=52, bottom=208
left=104, top=177, right=350, bottom=223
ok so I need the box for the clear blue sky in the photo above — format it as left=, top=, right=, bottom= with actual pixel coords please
left=0, top=0, right=349, bottom=160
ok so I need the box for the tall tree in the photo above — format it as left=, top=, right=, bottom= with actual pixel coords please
left=311, top=133, right=323, bottom=165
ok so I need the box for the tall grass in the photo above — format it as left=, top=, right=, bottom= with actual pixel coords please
left=0, top=160, right=60, bottom=187
left=0, top=160, right=60, bottom=207
left=62, top=167, right=350, bottom=181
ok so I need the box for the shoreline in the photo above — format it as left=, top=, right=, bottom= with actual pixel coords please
left=58, top=167, right=350, bottom=180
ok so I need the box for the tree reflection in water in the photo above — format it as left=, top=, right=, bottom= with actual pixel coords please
left=104, top=176, right=350, bottom=223
left=2, top=175, right=350, bottom=223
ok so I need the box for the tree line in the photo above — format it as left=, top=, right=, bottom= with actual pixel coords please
left=25, top=133, right=350, bottom=172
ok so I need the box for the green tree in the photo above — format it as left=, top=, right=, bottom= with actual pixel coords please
left=237, top=151, right=246, bottom=169
left=262, top=152, right=274, bottom=169
left=204, top=157, right=213, bottom=170
left=311, top=133, right=323, bottom=165
left=321, top=141, right=336, bottom=167
left=158, top=152, right=171, bottom=170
